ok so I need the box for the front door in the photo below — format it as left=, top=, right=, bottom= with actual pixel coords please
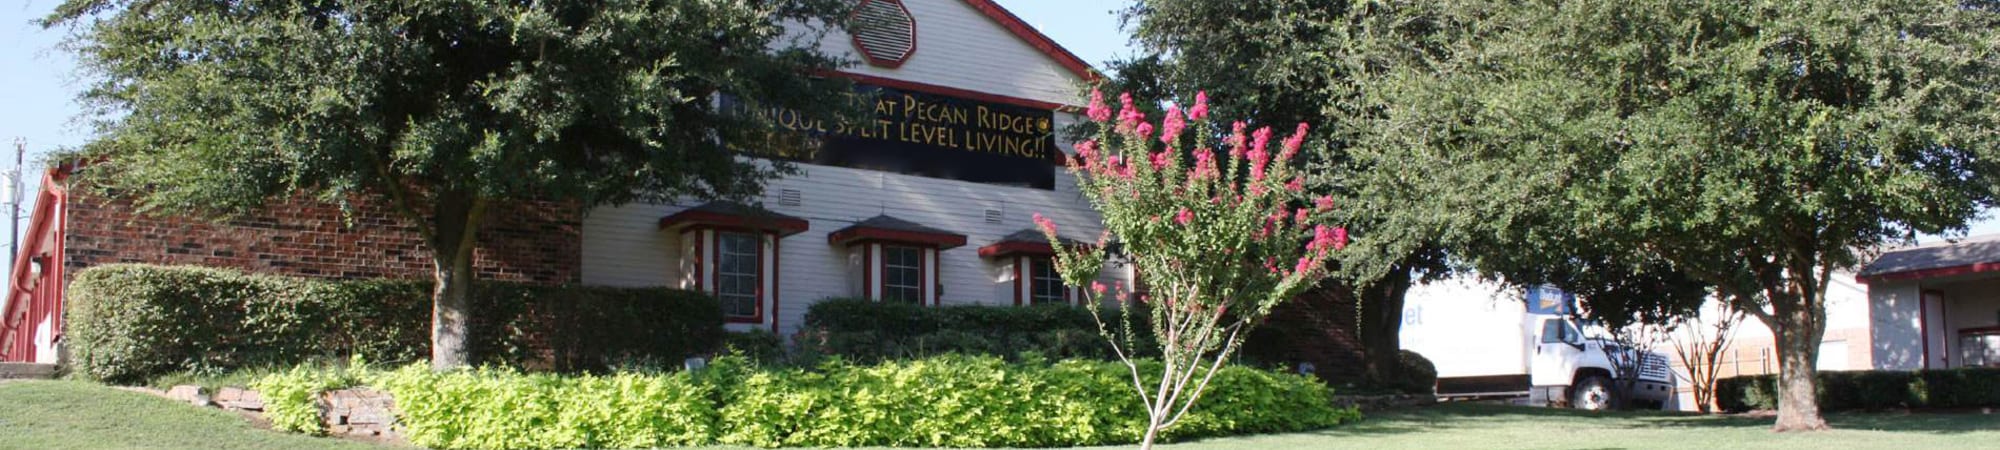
left=1531, top=318, right=1582, bottom=387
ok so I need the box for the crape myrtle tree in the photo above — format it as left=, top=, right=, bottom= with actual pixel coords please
left=1337, top=0, right=2000, bottom=430
left=1673, top=302, right=1747, bottom=414
left=46, top=0, right=861, bottom=369
left=1113, top=0, right=1448, bottom=388
left=1036, top=91, right=1347, bottom=449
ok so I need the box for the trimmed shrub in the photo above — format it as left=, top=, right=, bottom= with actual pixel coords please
left=1393, top=350, right=1439, bottom=395
left=66, top=264, right=724, bottom=383
left=66, top=265, right=430, bottom=383
left=250, top=361, right=373, bottom=435
left=371, top=365, right=719, bottom=449
left=719, top=331, right=786, bottom=363
left=261, top=356, right=1358, bottom=449
left=1716, top=368, right=2000, bottom=412
left=797, top=298, right=1153, bottom=363
left=473, top=284, right=724, bottom=373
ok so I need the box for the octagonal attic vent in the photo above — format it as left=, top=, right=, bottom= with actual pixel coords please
left=851, top=0, right=917, bottom=68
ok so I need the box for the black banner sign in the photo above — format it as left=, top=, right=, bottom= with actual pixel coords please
left=726, top=85, right=1059, bottom=189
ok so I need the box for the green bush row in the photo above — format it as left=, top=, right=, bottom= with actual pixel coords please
left=1716, top=368, right=2000, bottom=412
left=797, top=298, right=1154, bottom=363
left=66, top=264, right=725, bottom=383
left=262, top=355, right=1359, bottom=449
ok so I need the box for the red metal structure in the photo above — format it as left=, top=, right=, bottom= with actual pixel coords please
left=1, top=168, right=71, bottom=362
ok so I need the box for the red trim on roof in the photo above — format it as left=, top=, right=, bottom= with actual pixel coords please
left=958, top=0, right=1102, bottom=82
left=3, top=169, right=71, bottom=362
left=1857, top=262, right=2000, bottom=284
left=829, top=227, right=968, bottom=250
left=660, top=210, right=810, bottom=237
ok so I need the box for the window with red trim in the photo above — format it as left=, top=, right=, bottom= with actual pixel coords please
left=715, top=231, right=762, bottom=319
left=881, top=244, right=924, bottom=304
left=1028, top=256, right=1067, bottom=305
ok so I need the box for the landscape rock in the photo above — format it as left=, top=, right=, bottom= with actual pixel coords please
left=165, top=385, right=212, bottom=407
left=215, top=387, right=264, bottom=411
left=319, top=388, right=399, bottom=439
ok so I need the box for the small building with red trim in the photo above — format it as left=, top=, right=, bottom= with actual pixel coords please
left=1, top=0, right=1131, bottom=362
left=1859, top=234, right=2000, bottom=370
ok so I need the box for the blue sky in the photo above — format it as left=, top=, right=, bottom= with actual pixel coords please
left=0, top=0, right=1992, bottom=250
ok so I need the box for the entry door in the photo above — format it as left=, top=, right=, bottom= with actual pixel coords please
left=1922, top=291, right=1948, bottom=368
left=1531, top=318, right=1582, bottom=386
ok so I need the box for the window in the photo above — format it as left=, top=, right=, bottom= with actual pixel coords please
left=881, top=245, right=924, bottom=303
left=1029, top=257, right=1067, bottom=305
left=715, top=231, right=761, bottom=318
left=1964, top=330, right=2000, bottom=368
left=1540, top=319, right=1579, bottom=345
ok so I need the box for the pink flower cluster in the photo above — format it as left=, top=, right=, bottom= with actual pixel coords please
left=1033, top=212, right=1058, bottom=236
left=1117, top=93, right=1144, bottom=134
left=1160, top=106, right=1186, bottom=144
left=1073, top=88, right=1352, bottom=284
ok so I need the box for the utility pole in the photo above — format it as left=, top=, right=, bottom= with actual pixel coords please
left=6, top=137, right=20, bottom=280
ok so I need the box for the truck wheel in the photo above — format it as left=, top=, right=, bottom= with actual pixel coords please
left=1570, top=376, right=1615, bottom=411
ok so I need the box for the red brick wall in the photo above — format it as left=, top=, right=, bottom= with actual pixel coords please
left=1243, top=285, right=1371, bottom=383
left=62, top=191, right=581, bottom=285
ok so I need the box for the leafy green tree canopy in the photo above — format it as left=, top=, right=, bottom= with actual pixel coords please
left=46, top=0, right=860, bottom=368
left=1116, top=0, right=1450, bottom=388
left=1340, top=0, right=2000, bottom=430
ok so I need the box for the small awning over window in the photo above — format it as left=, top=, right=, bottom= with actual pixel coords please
left=827, top=215, right=967, bottom=249
left=978, top=229, right=1086, bottom=258
left=658, top=201, right=810, bottom=236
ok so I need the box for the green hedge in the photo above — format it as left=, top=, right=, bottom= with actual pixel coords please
left=472, top=283, right=725, bottom=373
left=66, top=264, right=724, bottom=383
left=1716, top=368, right=2000, bottom=412
left=1393, top=350, right=1439, bottom=395
left=268, top=355, right=1358, bottom=449
left=797, top=298, right=1153, bottom=363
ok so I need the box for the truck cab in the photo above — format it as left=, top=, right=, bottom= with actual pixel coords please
left=1527, top=317, right=1676, bottom=410
left=1404, top=281, right=1677, bottom=410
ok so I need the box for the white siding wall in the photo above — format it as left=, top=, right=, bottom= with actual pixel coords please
left=785, top=0, right=1087, bottom=106
left=1868, top=282, right=1926, bottom=370
left=583, top=159, right=1128, bottom=337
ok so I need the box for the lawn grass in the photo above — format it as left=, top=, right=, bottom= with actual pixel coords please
left=0, top=380, right=375, bottom=450
left=1135, top=402, right=2000, bottom=450
left=3, top=379, right=1995, bottom=449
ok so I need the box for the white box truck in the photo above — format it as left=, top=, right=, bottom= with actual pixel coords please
left=1401, top=279, right=1676, bottom=410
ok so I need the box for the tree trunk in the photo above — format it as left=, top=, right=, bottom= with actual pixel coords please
left=1358, top=266, right=1413, bottom=385
left=1771, top=311, right=1828, bottom=431
left=1140, top=415, right=1162, bottom=450
left=1767, top=268, right=1830, bottom=431
left=431, top=251, right=474, bottom=370
left=429, top=193, right=488, bottom=371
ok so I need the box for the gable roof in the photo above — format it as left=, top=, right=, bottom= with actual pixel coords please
left=958, top=0, right=1102, bottom=82
left=658, top=201, right=811, bottom=236
left=827, top=214, right=969, bottom=249
left=1857, top=233, right=2000, bottom=283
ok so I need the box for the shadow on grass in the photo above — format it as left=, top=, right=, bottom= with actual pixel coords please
left=1292, top=402, right=2000, bottom=437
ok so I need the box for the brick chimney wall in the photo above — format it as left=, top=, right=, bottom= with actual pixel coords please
left=61, top=191, right=581, bottom=285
